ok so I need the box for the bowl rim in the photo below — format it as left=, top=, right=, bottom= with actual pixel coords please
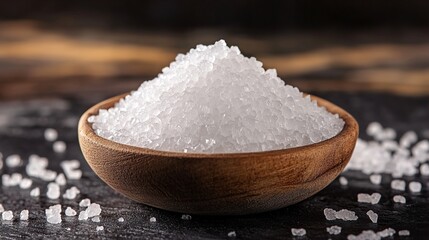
left=79, top=93, right=358, bottom=159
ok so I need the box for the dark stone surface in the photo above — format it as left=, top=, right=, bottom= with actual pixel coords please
left=0, top=92, right=428, bottom=239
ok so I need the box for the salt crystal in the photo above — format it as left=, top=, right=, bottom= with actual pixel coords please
left=335, top=209, right=358, bottom=221
left=96, top=226, right=104, bottom=231
left=118, top=217, right=125, bottom=222
left=366, top=122, right=382, bottom=137
left=149, top=217, right=156, bottom=222
left=53, top=141, right=67, bottom=153
left=20, top=210, right=29, bottom=220
left=366, top=210, right=378, bottom=223
left=400, top=131, right=417, bottom=148
left=369, top=174, right=382, bottom=185
left=66, top=228, right=71, bottom=231
left=44, top=128, right=58, bottom=141
left=46, top=204, right=62, bottom=224
left=90, top=40, right=344, bottom=153
left=291, top=228, right=306, bottom=237
left=2, top=211, right=13, bottom=221
left=86, top=203, right=102, bottom=218
left=326, top=225, right=341, bottom=235
left=339, top=176, right=348, bottom=186
left=30, top=187, right=40, bottom=197
left=0, top=204, right=4, bottom=213
left=5, top=154, right=22, bottom=167
left=19, top=178, right=32, bottom=189
left=65, top=207, right=77, bottom=216
left=2, top=173, right=23, bottom=186
left=420, top=164, right=429, bottom=176
left=55, top=173, right=67, bottom=185
left=409, top=181, right=422, bottom=193
left=92, top=216, right=100, bottom=222
left=398, top=230, right=410, bottom=236
left=61, top=160, right=82, bottom=180
left=347, top=230, right=379, bottom=240
left=393, top=195, right=406, bottom=204
left=391, top=180, right=406, bottom=191
left=47, top=182, right=61, bottom=199
left=324, top=208, right=337, bottom=220
left=377, top=228, right=395, bottom=237
left=63, top=186, right=80, bottom=199
left=78, top=211, right=88, bottom=220
left=227, top=231, right=237, bottom=237
left=79, top=198, right=91, bottom=207
left=181, top=214, right=192, bottom=220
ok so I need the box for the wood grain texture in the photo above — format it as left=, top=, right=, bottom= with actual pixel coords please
left=78, top=93, right=358, bottom=215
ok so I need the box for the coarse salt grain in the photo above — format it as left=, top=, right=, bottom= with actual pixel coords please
left=2, top=211, right=13, bottom=221
left=181, top=214, right=192, bottom=220
left=61, top=160, right=82, bottom=180
left=5, top=154, right=22, bottom=168
left=78, top=211, right=88, bottom=221
left=357, top=193, right=381, bottom=204
left=391, top=180, right=406, bottom=191
left=420, top=163, right=429, bottom=176
left=30, top=187, right=40, bottom=197
left=0, top=204, right=4, bottom=213
left=291, top=228, right=306, bottom=237
left=90, top=40, right=344, bottom=153
left=326, top=225, right=341, bottom=235
left=44, top=128, right=58, bottom=141
left=398, top=230, right=410, bottom=236
left=20, top=210, right=29, bottom=221
left=339, top=176, right=348, bottom=186
left=53, top=141, right=67, bottom=153
left=92, top=216, right=100, bottom=222
left=55, top=173, right=67, bottom=186
left=79, top=198, right=91, bottom=207
left=86, top=203, right=102, bottom=218
left=366, top=210, right=378, bottom=223
left=323, top=208, right=337, bottom=221
left=227, top=231, right=237, bottom=238
left=335, top=209, right=358, bottom=221
left=377, top=228, right=396, bottom=238
left=149, top=217, right=157, bottom=222
left=347, top=230, right=378, bottom=240
left=65, top=207, right=77, bottom=216
left=393, top=195, right=406, bottom=204
left=369, top=174, right=382, bottom=185
left=409, top=181, right=422, bottom=192
left=19, top=178, right=32, bottom=189
left=96, top=226, right=104, bottom=231
left=118, top=217, right=124, bottom=222
left=63, top=186, right=80, bottom=199
left=45, top=204, right=62, bottom=224
left=47, top=182, right=61, bottom=199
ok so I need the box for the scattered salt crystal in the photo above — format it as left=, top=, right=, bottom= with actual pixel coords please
left=391, top=180, right=406, bottom=191
left=393, top=195, right=406, bottom=204
left=358, top=193, right=381, bottom=204
left=366, top=210, right=378, bottom=223
left=20, top=210, right=29, bottom=221
left=377, top=228, right=396, bottom=237
left=0, top=204, right=4, bottom=213
left=79, top=198, right=91, bottom=207
left=181, top=214, right=192, bottom=220
left=149, top=217, right=156, bottom=222
left=324, top=208, right=337, bottom=220
left=381, top=140, right=398, bottom=151
left=369, top=174, right=382, bottom=185
left=347, top=230, right=378, bottom=240
left=409, top=181, right=422, bottom=193
left=326, top=225, right=341, bottom=235
left=339, top=176, right=348, bottom=186
left=19, top=178, right=32, bottom=189
left=90, top=40, right=344, bottom=153
left=45, top=204, right=62, bottom=224
left=78, top=211, right=88, bottom=220
left=2, top=173, right=23, bottom=187
left=61, top=160, right=82, bottom=180
left=335, top=209, right=358, bottom=221
left=47, top=182, right=61, bottom=199
left=55, top=173, right=67, bottom=186
left=65, top=207, right=77, bottom=216
left=92, top=216, right=100, bottom=222
left=366, top=122, right=382, bottom=137
left=227, top=231, right=237, bottom=237
left=44, top=128, right=58, bottom=141
left=86, top=203, right=102, bottom=218
left=398, top=230, right=410, bottom=236
left=420, top=164, right=429, bottom=176
left=96, top=226, right=104, bottom=231
left=5, top=154, right=22, bottom=167
left=291, top=228, right=306, bottom=237
left=400, top=131, right=418, bottom=148
left=2, top=211, right=13, bottom=221
left=63, top=186, right=80, bottom=199
left=30, top=187, right=40, bottom=197
left=118, top=217, right=125, bottom=222
left=66, top=227, right=71, bottom=231
left=53, top=141, right=67, bottom=153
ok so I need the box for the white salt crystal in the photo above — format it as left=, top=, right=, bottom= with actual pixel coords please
left=339, top=176, right=348, bottom=186
left=47, top=182, right=61, bottom=199
left=63, top=186, right=80, bottom=199
left=335, top=209, right=358, bottom=221
left=291, top=228, right=306, bottom=237
left=61, top=160, right=82, bottom=180
left=149, top=217, right=156, bottom=222
left=96, top=226, right=104, bottom=231
left=393, top=195, right=406, bottom=204
left=421, top=164, right=429, bottom=176
left=46, top=204, right=62, bottom=224
left=391, top=180, right=406, bottom=191
left=86, top=203, right=102, bottom=218
left=92, top=216, right=100, bottom=222
left=377, top=228, right=395, bottom=237
left=55, top=173, right=67, bottom=186
left=30, top=187, right=40, bottom=197
left=79, top=198, right=91, bottom=207
left=78, top=211, right=88, bottom=220
left=369, top=174, right=382, bottom=185
left=19, top=178, right=32, bottom=189
left=53, top=141, right=67, bottom=153
left=66, top=228, right=71, bottom=231
left=20, top=210, right=29, bottom=221
left=0, top=204, right=4, bottom=213
left=181, top=214, right=192, bottom=220
left=347, top=230, right=379, bottom=240
left=5, top=154, right=22, bottom=167
left=227, top=231, right=237, bottom=237
left=2, top=211, right=13, bottom=221
left=324, top=208, right=337, bottom=220
left=44, top=128, right=58, bottom=141
left=40, top=170, right=58, bottom=182
left=409, top=181, right=422, bottom=193
left=400, top=131, right=418, bottom=147
left=2, top=173, right=23, bottom=186
left=90, top=40, right=344, bottom=153
left=118, top=217, right=125, bottom=222
left=358, top=193, right=381, bottom=204
left=366, top=122, right=382, bottom=137
left=326, top=225, right=341, bottom=235
left=65, top=207, right=77, bottom=216
left=366, top=210, right=378, bottom=223
left=381, top=140, right=398, bottom=151
left=398, top=230, right=410, bottom=236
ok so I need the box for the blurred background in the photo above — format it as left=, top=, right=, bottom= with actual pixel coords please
left=1, top=0, right=429, bottom=100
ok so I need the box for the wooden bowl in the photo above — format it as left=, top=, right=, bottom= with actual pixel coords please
left=78, top=93, right=358, bottom=215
